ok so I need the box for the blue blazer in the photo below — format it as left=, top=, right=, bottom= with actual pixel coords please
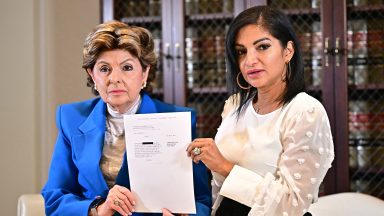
left=42, top=93, right=211, bottom=216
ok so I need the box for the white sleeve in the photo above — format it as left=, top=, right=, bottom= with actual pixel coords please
left=219, top=104, right=335, bottom=216
left=212, top=94, right=238, bottom=204
left=221, top=94, right=240, bottom=119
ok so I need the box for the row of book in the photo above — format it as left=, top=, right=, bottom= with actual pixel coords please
left=349, top=100, right=384, bottom=140
left=118, top=0, right=384, bottom=18
left=119, top=0, right=234, bottom=17
left=185, top=25, right=227, bottom=88
left=147, top=18, right=383, bottom=89
left=185, top=0, right=233, bottom=15
left=349, top=144, right=384, bottom=169
left=271, top=0, right=383, bottom=9
left=297, top=18, right=384, bottom=86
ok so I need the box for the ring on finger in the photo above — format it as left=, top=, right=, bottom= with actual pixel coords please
left=193, top=147, right=201, bottom=156
left=113, top=199, right=120, bottom=207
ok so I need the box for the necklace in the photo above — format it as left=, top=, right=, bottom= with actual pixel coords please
left=253, top=99, right=280, bottom=114
left=253, top=100, right=262, bottom=114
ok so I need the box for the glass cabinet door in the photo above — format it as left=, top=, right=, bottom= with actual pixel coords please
left=266, top=0, right=384, bottom=199
left=184, top=0, right=235, bottom=138
left=346, top=0, right=384, bottom=199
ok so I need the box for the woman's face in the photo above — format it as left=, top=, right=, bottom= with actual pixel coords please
left=87, top=49, right=148, bottom=113
left=235, top=24, right=294, bottom=91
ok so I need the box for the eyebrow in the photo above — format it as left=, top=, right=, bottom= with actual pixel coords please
left=235, top=37, right=271, bottom=46
left=95, top=61, right=109, bottom=65
left=96, top=58, right=135, bottom=65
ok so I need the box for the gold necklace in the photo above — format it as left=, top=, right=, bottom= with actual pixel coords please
left=253, top=100, right=279, bottom=114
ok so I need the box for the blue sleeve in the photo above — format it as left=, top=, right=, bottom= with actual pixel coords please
left=190, top=109, right=212, bottom=215
left=41, top=106, right=93, bottom=216
left=191, top=162, right=211, bottom=215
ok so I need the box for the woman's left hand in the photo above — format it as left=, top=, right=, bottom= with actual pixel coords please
left=162, top=208, right=188, bottom=216
left=187, top=138, right=234, bottom=177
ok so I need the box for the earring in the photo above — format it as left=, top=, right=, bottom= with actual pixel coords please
left=94, top=83, right=97, bottom=91
left=141, top=81, right=147, bottom=89
left=288, top=61, right=291, bottom=77
left=282, top=61, right=291, bottom=82
left=236, top=72, right=251, bottom=90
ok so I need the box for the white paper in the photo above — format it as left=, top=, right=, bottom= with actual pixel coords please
left=124, top=112, right=196, bottom=214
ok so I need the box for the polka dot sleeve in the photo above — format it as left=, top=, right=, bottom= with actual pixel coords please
left=273, top=104, right=335, bottom=215
left=219, top=102, right=334, bottom=216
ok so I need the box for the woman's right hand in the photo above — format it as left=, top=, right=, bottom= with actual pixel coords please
left=97, top=185, right=136, bottom=216
left=187, top=138, right=234, bottom=177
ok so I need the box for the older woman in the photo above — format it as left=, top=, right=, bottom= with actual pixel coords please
left=187, top=6, right=334, bottom=216
left=42, top=21, right=211, bottom=216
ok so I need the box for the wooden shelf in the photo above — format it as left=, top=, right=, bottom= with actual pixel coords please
left=121, top=16, right=161, bottom=24
left=350, top=84, right=384, bottom=90
left=349, top=84, right=384, bottom=99
left=190, top=86, right=227, bottom=94
left=282, top=8, right=320, bottom=16
left=350, top=167, right=384, bottom=179
left=347, top=4, right=384, bottom=18
left=348, top=4, right=384, bottom=12
left=349, top=138, right=384, bottom=147
left=348, top=84, right=384, bottom=100
left=187, top=13, right=233, bottom=21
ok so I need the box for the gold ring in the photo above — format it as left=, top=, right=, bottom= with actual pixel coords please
left=193, top=147, right=201, bottom=156
left=113, top=199, right=120, bottom=206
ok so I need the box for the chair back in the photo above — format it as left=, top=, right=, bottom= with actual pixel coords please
left=17, top=194, right=45, bottom=216
left=308, top=192, right=384, bottom=216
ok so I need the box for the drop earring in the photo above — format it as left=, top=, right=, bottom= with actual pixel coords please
left=282, top=61, right=291, bottom=82
left=141, top=81, right=147, bottom=89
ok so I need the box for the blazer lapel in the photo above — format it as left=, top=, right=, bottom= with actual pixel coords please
left=73, top=99, right=109, bottom=196
left=136, top=93, right=158, bottom=114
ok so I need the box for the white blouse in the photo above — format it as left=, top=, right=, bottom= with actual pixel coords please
left=212, top=92, right=334, bottom=216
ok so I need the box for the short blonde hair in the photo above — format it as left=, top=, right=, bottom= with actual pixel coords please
left=82, top=21, right=157, bottom=95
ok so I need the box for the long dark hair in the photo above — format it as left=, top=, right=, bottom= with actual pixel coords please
left=225, top=6, right=305, bottom=116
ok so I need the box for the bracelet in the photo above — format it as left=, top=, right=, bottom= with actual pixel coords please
left=89, top=196, right=105, bottom=216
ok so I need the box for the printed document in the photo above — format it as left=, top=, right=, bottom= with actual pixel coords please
left=123, top=112, right=196, bottom=214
